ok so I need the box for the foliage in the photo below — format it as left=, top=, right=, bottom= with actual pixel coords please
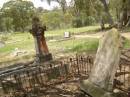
left=45, top=0, right=130, bottom=27
left=82, top=16, right=96, bottom=26
left=42, top=0, right=103, bottom=27
left=39, top=9, right=73, bottom=29
left=72, top=16, right=96, bottom=28
left=42, top=0, right=67, bottom=13
left=0, top=0, right=130, bottom=32
left=0, top=0, right=35, bottom=32
left=72, top=17, right=82, bottom=28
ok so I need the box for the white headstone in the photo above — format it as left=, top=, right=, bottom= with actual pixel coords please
left=64, top=32, right=70, bottom=38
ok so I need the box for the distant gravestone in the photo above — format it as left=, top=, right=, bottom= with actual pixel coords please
left=64, top=32, right=70, bottom=38
left=80, top=29, right=123, bottom=97
left=0, top=41, right=5, bottom=48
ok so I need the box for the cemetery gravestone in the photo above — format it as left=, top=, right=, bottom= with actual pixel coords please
left=80, top=29, right=123, bottom=97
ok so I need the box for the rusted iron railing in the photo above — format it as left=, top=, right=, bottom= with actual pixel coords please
left=115, top=63, right=130, bottom=92
left=0, top=54, right=130, bottom=97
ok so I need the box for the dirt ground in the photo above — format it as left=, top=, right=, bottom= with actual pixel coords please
left=74, top=32, right=130, bottom=39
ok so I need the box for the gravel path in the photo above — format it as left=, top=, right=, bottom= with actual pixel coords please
left=74, top=32, right=130, bottom=39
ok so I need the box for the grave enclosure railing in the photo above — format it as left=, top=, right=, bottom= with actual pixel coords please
left=0, top=54, right=130, bottom=97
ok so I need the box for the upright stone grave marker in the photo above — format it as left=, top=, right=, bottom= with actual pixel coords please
left=30, top=17, right=52, bottom=63
left=80, top=29, right=123, bottom=97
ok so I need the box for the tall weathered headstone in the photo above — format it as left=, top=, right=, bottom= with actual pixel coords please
left=30, top=17, right=52, bottom=63
left=80, top=29, right=122, bottom=97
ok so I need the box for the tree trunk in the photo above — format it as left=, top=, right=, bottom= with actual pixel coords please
left=100, top=0, right=114, bottom=26
left=119, top=0, right=129, bottom=27
left=56, top=0, right=67, bottom=14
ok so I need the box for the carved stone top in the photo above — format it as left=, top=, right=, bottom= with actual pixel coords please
left=30, top=17, right=46, bottom=36
left=29, top=16, right=52, bottom=62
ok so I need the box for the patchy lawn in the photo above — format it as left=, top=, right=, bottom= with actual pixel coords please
left=0, top=26, right=130, bottom=66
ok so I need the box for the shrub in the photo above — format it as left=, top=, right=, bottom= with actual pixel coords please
left=82, top=16, right=96, bottom=26
left=72, top=17, right=83, bottom=28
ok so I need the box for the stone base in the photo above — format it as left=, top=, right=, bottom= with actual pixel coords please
left=80, top=80, right=117, bottom=97
left=35, top=53, right=52, bottom=63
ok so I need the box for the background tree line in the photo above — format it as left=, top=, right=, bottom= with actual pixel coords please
left=45, top=0, right=130, bottom=28
left=0, top=0, right=130, bottom=32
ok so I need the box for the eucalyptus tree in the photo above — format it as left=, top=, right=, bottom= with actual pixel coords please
left=44, top=0, right=112, bottom=25
left=1, top=0, right=35, bottom=32
left=100, top=0, right=114, bottom=25
left=42, top=0, right=130, bottom=27
left=110, top=0, right=130, bottom=27
left=42, top=0, right=67, bottom=13
left=119, top=0, right=130, bottom=27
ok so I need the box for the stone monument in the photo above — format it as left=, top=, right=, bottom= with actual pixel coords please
left=80, top=29, right=123, bottom=97
left=30, top=17, right=52, bottom=63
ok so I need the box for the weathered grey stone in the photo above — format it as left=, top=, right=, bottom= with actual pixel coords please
left=80, top=29, right=122, bottom=97
left=0, top=41, right=5, bottom=48
left=80, top=80, right=116, bottom=97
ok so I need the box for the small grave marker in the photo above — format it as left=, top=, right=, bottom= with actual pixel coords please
left=64, top=32, right=70, bottom=38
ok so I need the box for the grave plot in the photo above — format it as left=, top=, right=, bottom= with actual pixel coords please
left=0, top=18, right=130, bottom=97
left=0, top=55, right=93, bottom=97
left=0, top=54, right=129, bottom=97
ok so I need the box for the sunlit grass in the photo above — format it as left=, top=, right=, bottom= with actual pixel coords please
left=0, top=33, right=34, bottom=53
left=0, top=25, right=130, bottom=65
left=124, top=38, right=130, bottom=49
left=0, top=26, right=100, bottom=53
left=48, top=38, right=99, bottom=53
left=46, top=25, right=100, bottom=37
